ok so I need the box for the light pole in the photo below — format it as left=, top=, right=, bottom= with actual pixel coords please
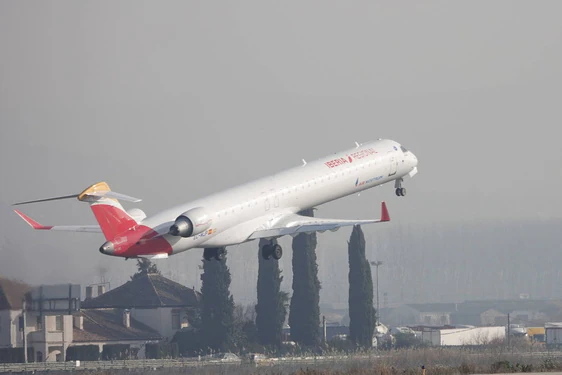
left=370, top=261, right=383, bottom=324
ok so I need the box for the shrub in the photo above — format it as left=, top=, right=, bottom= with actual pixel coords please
left=66, top=345, right=100, bottom=361
left=145, top=342, right=179, bottom=359
left=0, top=348, right=34, bottom=363
left=101, top=344, right=130, bottom=360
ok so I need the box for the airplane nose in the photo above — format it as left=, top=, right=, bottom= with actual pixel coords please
left=99, top=241, right=115, bottom=255
left=411, top=152, right=418, bottom=166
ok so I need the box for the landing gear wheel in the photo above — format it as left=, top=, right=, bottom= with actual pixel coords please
left=261, top=244, right=272, bottom=260
left=214, top=248, right=226, bottom=261
left=395, top=187, right=406, bottom=196
left=203, top=248, right=214, bottom=261
left=271, top=244, right=283, bottom=260
left=395, top=188, right=401, bottom=196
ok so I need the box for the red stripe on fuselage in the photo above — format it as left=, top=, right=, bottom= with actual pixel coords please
left=91, top=204, right=137, bottom=241
left=111, top=225, right=173, bottom=257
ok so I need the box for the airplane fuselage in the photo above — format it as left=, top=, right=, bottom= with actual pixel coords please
left=108, top=139, right=417, bottom=258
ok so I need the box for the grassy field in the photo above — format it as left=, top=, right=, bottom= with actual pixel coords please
left=6, top=345, right=561, bottom=375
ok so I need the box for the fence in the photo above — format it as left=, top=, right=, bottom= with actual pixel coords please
left=0, top=355, right=362, bottom=373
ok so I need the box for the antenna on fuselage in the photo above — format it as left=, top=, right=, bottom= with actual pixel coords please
left=355, top=141, right=361, bottom=148
left=302, top=159, right=307, bottom=166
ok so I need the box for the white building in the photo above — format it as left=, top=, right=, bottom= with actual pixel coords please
left=414, top=326, right=505, bottom=346
left=0, top=277, right=31, bottom=350
left=545, top=322, right=562, bottom=348
left=81, top=273, right=201, bottom=341
left=1, top=273, right=200, bottom=362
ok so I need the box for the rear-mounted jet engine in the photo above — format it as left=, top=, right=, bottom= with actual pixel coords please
left=169, top=207, right=211, bottom=237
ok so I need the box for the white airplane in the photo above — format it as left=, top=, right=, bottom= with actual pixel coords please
left=13, top=139, right=418, bottom=261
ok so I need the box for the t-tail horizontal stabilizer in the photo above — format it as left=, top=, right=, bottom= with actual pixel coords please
left=13, top=182, right=141, bottom=206
left=12, top=182, right=142, bottom=240
left=13, top=210, right=102, bottom=233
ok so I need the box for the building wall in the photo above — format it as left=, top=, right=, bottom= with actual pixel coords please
left=546, top=327, right=562, bottom=347
left=415, top=329, right=441, bottom=346
left=0, top=309, right=70, bottom=362
left=511, top=309, right=548, bottom=324
left=9, top=310, right=22, bottom=348
left=27, top=314, right=74, bottom=362
left=0, top=310, right=12, bottom=348
left=132, top=307, right=190, bottom=340
left=71, top=340, right=161, bottom=359
left=480, top=309, right=506, bottom=326
left=439, top=326, right=505, bottom=346
left=418, top=312, right=451, bottom=326
left=0, top=310, right=41, bottom=349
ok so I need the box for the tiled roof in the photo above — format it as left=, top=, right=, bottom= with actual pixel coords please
left=73, top=309, right=162, bottom=342
left=81, top=273, right=201, bottom=309
left=0, top=277, right=31, bottom=310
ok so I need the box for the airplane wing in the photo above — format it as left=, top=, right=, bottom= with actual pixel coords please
left=248, top=202, right=390, bottom=240
left=14, top=210, right=102, bottom=233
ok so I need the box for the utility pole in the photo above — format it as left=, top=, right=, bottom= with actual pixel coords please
left=370, top=261, right=383, bottom=324
left=322, top=315, right=327, bottom=344
left=22, top=299, right=27, bottom=363
left=507, top=313, right=511, bottom=349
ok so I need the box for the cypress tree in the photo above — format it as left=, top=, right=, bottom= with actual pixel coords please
left=288, top=208, right=321, bottom=347
left=256, top=238, right=288, bottom=348
left=348, top=225, right=375, bottom=348
left=131, top=258, right=160, bottom=280
left=199, top=248, right=236, bottom=353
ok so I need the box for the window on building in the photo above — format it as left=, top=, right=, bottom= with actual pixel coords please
left=36, top=316, right=42, bottom=330
left=171, top=311, right=180, bottom=330
left=55, top=315, right=63, bottom=331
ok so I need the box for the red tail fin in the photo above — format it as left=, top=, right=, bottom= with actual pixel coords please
left=78, top=182, right=138, bottom=240
left=90, top=204, right=137, bottom=240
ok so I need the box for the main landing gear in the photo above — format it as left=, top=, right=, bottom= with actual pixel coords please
left=261, top=242, right=283, bottom=260
left=395, top=178, right=407, bottom=197
left=203, top=248, right=226, bottom=261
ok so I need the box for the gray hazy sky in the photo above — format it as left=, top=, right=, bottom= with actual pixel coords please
left=1, top=1, right=561, bottom=306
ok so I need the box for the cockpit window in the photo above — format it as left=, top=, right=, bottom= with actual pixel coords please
left=400, top=145, right=408, bottom=152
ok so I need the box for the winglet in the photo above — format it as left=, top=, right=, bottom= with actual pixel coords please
left=13, top=210, right=53, bottom=230
left=380, top=202, right=390, bottom=222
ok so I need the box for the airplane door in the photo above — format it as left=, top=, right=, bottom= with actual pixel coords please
left=264, top=196, right=270, bottom=211
left=388, top=151, right=397, bottom=176
left=274, top=193, right=279, bottom=208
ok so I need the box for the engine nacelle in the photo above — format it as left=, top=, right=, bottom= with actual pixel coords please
left=126, top=208, right=147, bottom=223
left=169, top=207, right=212, bottom=238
